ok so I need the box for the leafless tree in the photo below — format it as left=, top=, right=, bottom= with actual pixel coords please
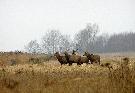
left=25, top=24, right=135, bottom=54
left=59, top=35, right=71, bottom=52
left=25, top=40, right=41, bottom=53
left=42, top=30, right=61, bottom=54
left=74, top=23, right=99, bottom=52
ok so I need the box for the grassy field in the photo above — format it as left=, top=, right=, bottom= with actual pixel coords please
left=0, top=53, right=135, bottom=93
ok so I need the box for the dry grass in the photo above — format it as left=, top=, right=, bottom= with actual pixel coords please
left=0, top=53, right=135, bottom=93
left=0, top=53, right=54, bottom=66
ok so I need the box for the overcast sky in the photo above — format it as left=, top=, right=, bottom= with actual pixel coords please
left=0, top=0, right=135, bottom=51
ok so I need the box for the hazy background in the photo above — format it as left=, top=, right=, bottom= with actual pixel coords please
left=0, top=0, right=135, bottom=51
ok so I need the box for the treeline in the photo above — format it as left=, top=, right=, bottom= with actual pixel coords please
left=25, top=23, right=135, bottom=54
left=102, top=32, right=135, bottom=53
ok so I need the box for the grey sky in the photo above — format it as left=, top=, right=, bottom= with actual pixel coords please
left=0, top=0, right=135, bottom=51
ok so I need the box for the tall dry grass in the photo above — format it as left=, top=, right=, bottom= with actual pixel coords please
left=0, top=52, right=54, bottom=66
left=0, top=53, right=135, bottom=93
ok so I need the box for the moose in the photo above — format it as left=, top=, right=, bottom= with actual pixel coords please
left=55, top=50, right=100, bottom=66
left=54, top=52, right=68, bottom=66
left=83, top=52, right=100, bottom=65
left=64, top=50, right=81, bottom=66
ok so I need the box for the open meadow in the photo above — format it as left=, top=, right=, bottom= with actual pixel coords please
left=0, top=52, right=135, bottom=93
left=0, top=0, right=135, bottom=92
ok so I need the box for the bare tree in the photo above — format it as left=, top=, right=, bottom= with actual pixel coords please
left=59, top=35, right=71, bottom=52
left=41, top=30, right=72, bottom=54
left=74, top=23, right=99, bottom=52
left=41, top=30, right=62, bottom=54
left=25, top=40, right=41, bottom=53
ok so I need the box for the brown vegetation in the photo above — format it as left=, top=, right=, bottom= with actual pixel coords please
left=0, top=52, right=135, bottom=93
left=0, top=52, right=53, bottom=66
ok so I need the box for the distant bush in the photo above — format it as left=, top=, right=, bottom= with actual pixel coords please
left=29, top=57, right=41, bottom=64
left=9, top=59, right=17, bottom=66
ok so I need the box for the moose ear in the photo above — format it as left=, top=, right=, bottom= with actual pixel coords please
left=73, top=50, right=76, bottom=52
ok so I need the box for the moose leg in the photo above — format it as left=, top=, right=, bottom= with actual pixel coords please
left=69, top=62, right=72, bottom=66
left=77, top=63, right=81, bottom=65
left=98, top=60, right=100, bottom=65
left=86, top=62, right=90, bottom=65
left=91, top=61, right=93, bottom=64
